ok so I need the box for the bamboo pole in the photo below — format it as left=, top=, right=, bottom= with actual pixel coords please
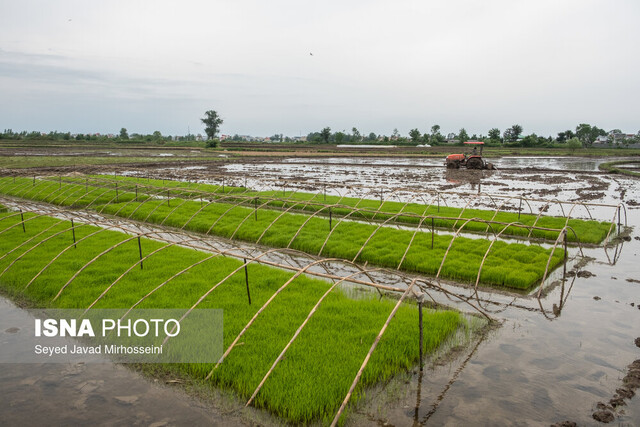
left=330, top=283, right=415, bottom=427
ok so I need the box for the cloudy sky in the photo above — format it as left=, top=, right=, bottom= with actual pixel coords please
left=1, top=0, right=639, bottom=138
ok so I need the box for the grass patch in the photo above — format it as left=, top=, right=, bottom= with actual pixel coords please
left=0, top=212, right=462, bottom=423
left=599, top=160, right=640, bottom=177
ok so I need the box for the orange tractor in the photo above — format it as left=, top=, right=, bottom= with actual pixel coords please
left=445, top=141, right=495, bottom=169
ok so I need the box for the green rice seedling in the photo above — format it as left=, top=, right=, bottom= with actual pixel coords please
left=0, top=212, right=463, bottom=424
left=0, top=178, right=566, bottom=289
left=71, top=175, right=612, bottom=244
left=0, top=176, right=613, bottom=244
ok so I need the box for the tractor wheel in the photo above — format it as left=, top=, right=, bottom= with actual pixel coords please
left=466, top=157, right=483, bottom=169
left=446, top=161, right=459, bottom=169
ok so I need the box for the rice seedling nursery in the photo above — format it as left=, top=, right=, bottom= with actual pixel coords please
left=0, top=210, right=466, bottom=423
left=0, top=163, right=628, bottom=426
left=0, top=175, right=586, bottom=289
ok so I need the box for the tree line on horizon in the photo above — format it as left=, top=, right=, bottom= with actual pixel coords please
left=2, top=118, right=638, bottom=148
left=302, top=123, right=638, bottom=148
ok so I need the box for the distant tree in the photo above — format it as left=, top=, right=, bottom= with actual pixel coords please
left=367, top=132, right=377, bottom=141
left=119, top=128, right=129, bottom=139
left=557, top=131, right=567, bottom=143
left=320, top=127, right=331, bottom=143
left=392, top=128, right=400, bottom=139
left=567, top=137, right=582, bottom=151
left=430, top=124, right=442, bottom=144
left=557, top=130, right=575, bottom=143
left=152, top=131, right=162, bottom=140
left=458, top=128, right=469, bottom=143
left=510, top=124, right=523, bottom=141
left=488, top=128, right=501, bottom=143
left=351, top=127, right=361, bottom=142
left=409, top=128, right=422, bottom=143
left=503, top=125, right=523, bottom=143
left=201, top=110, right=224, bottom=140
left=575, top=123, right=606, bottom=147
left=334, top=131, right=346, bottom=144
left=307, top=132, right=322, bottom=143
left=520, top=133, right=539, bottom=147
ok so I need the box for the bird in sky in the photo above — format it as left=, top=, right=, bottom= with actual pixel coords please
left=310, top=52, right=313, bottom=56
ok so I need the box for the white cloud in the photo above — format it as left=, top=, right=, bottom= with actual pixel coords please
left=1, top=0, right=639, bottom=136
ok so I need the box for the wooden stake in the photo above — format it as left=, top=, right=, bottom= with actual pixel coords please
left=138, top=236, right=143, bottom=269
left=167, top=189, right=170, bottom=207
left=135, top=185, right=138, bottom=202
left=431, top=218, right=434, bottom=249
left=329, top=207, right=332, bottom=231
left=419, top=301, right=424, bottom=371
left=518, top=197, right=522, bottom=220
left=243, top=258, right=251, bottom=305
left=20, top=209, right=25, bottom=233
left=71, top=219, right=77, bottom=248
left=437, top=192, right=440, bottom=212
left=115, top=183, right=118, bottom=202
left=254, top=198, right=258, bottom=220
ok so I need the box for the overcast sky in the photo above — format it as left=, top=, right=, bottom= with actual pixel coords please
left=1, top=0, right=639, bottom=137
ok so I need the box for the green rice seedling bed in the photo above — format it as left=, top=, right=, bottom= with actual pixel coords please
left=87, top=175, right=612, bottom=244
left=0, top=212, right=461, bottom=423
left=0, top=177, right=565, bottom=289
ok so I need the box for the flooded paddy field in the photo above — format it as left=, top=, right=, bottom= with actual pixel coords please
left=1, top=154, right=639, bottom=425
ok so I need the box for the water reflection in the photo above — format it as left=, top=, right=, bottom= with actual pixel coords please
left=444, top=169, right=496, bottom=193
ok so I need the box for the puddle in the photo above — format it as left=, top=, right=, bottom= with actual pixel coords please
left=0, top=296, right=248, bottom=426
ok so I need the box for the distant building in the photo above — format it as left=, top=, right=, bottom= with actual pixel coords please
left=595, top=131, right=637, bottom=145
left=594, top=135, right=609, bottom=145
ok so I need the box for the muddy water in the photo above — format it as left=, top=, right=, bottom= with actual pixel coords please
left=281, top=155, right=635, bottom=171
left=0, top=297, right=254, bottom=426
left=215, top=157, right=633, bottom=220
